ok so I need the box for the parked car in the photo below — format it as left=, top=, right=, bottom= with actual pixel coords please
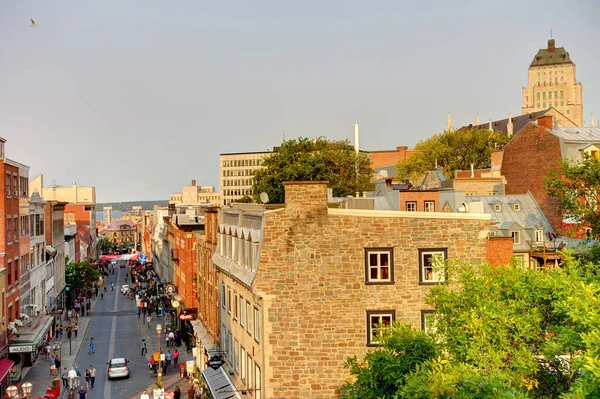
left=121, top=285, right=130, bottom=295
left=107, top=358, right=129, bottom=379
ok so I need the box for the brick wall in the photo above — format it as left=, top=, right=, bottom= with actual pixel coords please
left=253, top=182, right=490, bottom=399
left=486, top=237, right=514, bottom=267
left=501, top=116, right=563, bottom=231
left=398, top=191, right=440, bottom=211
left=369, top=146, right=414, bottom=169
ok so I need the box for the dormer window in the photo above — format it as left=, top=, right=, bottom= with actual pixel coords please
left=494, top=204, right=501, bottom=212
left=513, top=203, right=521, bottom=212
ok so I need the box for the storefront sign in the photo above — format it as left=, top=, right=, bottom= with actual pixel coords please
left=179, top=314, right=193, bottom=321
left=9, top=345, right=33, bottom=353
left=186, top=360, right=194, bottom=375
left=206, top=355, right=225, bottom=370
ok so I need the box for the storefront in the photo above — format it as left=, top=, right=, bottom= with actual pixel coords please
left=0, top=358, right=15, bottom=395
left=8, top=316, right=54, bottom=367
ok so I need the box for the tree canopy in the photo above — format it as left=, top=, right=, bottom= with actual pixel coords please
left=544, top=156, right=600, bottom=238
left=396, top=128, right=512, bottom=180
left=252, top=137, right=373, bottom=204
left=341, top=256, right=600, bottom=398
left=65, top=260, right=100, bottom=290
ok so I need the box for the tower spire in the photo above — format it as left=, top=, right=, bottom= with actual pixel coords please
left=507, top=113, right=514, bottom=135
left=488, top=118, right=493, bottom=132
left=591, top=113, right=595, bottom=127
left=475, top=113, right=481, bottom=125
left=446, top=112, right=452, bottom=130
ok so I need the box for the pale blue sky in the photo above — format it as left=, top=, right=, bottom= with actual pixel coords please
left=0, top=1, right=598, bottom=202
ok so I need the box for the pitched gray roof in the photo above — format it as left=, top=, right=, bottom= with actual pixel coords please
left=549, top=126, right=600, bottom=162
left=530, top=40, right=573, bottom=67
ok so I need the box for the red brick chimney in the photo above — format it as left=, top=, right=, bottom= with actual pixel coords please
left=191, top=179, right=196, bottom=186
left=537, top=115, right=553, bottom=137
left=547, top=39, right=555, bottom=53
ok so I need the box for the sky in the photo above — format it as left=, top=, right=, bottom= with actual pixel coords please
left=0, top=1, right=598, bottom=202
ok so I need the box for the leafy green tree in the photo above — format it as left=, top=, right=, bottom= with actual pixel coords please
left=65, top=261, right=100, bottom=290
left=544, top=156, right=600, bottom=238
left=252, top=137, right=373, bottom=204
left=234, top=195, right=253, bottom=204
left=99, top=237, right=112, bottom=255
left=396, top=128, right=511, bottom=180
left=340, top=323, right=437, bottom=399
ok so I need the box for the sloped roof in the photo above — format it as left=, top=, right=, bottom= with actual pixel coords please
left=530, top=39, right=573, bottom=67
left=462, top=109, right=550, bottom=135
left=548, top=126, right=600, bottom=162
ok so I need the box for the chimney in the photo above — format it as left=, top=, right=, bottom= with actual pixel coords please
left=446, top=112, right=452, bottom=130
left=490, top=150, right=504, bottom=172
left=475, top=113, right=481, bottom=125
left=192, top=179, right=196, bottom=186
left=470, top=163, right=475, bottom=178
left=507, top=113, right=514, bottom=136
left=283, top=181, right=328, bottom=217
left=354, top=121, right=360, bottom=154
left=537, top=115, right=553, bottom=135
left=547, top=38, right=556, bottom=53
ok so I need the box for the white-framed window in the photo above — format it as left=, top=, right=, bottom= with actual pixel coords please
left=513, top=203, right=521, bottom=211
left=364, top=248, right=393, bottom=284
left=240, top=296, right=245, bottom=328
left=366, top=310, right=395, bottom=346
left=534, top=230, right=544, bottom=243
left=512, top=255, right=526, bottom=268
left=241, top=347, right=247, bottom=382
left=254, top=307, right=260, bottom=343
left=234, top=339, right=239, bottom=373
left=246, top=301, right=252, bottom=336
left=221, top=325, right=227, bottom=356
left=424, top=201, right=435, bottom=212
left=494, top=204, right=502, bottom=212
left=227, top=332, right=232, bottom=363
left=406, top=201, right=417, bottom=212
left=487, top=231, right=496, bottom=239
left=227, top=286, right=232, bottom=314
left=221, top=282, right=226, bottom=309
left=5, top=172, right=10, bottom=197
left=218, top=233, right=224, bottom=256
left=246, top=353, right=252, bottom=390
left=234, top=292, right=239, bottom=321
left=231, top=235, right=237, bottom=261
left=421, top=310, right=437, bottom=335
left=243, top=239, right=250, bottom=269
left=419, top=249, right=447, bottom=284
left=251, top=243, right=259, bottom=272
left=254, top=363, right=262, bottom=399
left=511, top=231, right=521, bottom=244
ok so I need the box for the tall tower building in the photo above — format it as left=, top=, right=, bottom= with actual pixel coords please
left=521, top=39, right=583, bottom=126
left=103, top=206, right=113, bottom=225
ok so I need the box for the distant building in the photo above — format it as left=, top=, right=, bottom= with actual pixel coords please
left=170, top=180, right=220, bottom=207
left=104, top=220, right=138, bottom=248
left=103, top=206, right=113, bottom=225
left=460, top=108, right=576, bottom=135
left=521, top=39, right=583, bottom=126
left=219, top=151, right=272, bottom=206
left=368, top=146, right=414, bottom=171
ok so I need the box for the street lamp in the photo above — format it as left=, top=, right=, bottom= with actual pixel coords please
left=7, top=382, right=33, bottom=399
left=171, top=299, right=180, bottom=332
left=156, top=324, right=163, bottom=387
left=6, top=386, right=17, bottom=398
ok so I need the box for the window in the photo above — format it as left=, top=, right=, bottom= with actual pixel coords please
left=585, top=228, right=593, bottom=239
left=406, top=201, right=416, bottom=212
left=234, top=339, right=239, bottom=373
left=5, top=173, right=10, bottom=197
left=364, top=248, right=393, bottom=284
left=494, top=204, right=501, bottom=212
left=13, top=215, right=17, bottom=242
left=6, top=217, right=11, bottom=243
left=512, top=255, right=526, bottom=268
left=227, top=287, right=232, bottom=314
left=233, top=292, right=239, bottom=321
left=513, top=203, right=520, bottom=212
left=424, top=201, right=435, bottom=212
left=13, top=176, right=17, bottom=197
left=554, top=91, right=558, bottom=99
left=366, top=310, right=395, bottom=346
left=534, top=230, right=544, bottom=242
left=241, top=347, right=247, bottom=382
left=240, top=296, right=245, bottom=327
left=227, top=332, right=232, bottom=363
left=419, top=249, right=447, bottom=284
left=14, top=259, right=19, bottom=281
left=537, top=92, right=540, bottom=100
left=254, top=364, right=261, bottom=399
left=421, top=310, right=436, bottom=334
left=560, top=91, right=564, bottom=99
left=511, top=231, right=521, bottom=244
left=254, top=307, right=260, bottom=343
left=7, top=261, right=11, bottom=286
left=543, top=92, right=546, bottom=100
left=246, top=354, right=252, bottom=390
left=246, top=301, right=252, bottom=336
left=221, top=282, right=226, bottom=309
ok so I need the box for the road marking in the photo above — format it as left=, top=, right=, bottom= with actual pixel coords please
left=106, top=267, right=121, bottom=399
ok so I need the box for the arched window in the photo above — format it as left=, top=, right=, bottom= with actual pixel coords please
left=543, top=93, right=546, bottom=100
left=537, top=93, right=540, bottom=100
left=554, top=91, right=558, bottom=99
left=560, top=91, right=564, bottom=99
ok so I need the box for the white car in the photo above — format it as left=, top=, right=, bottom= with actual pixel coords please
left=120, top=285, right=130, bottom=294
left=107, top=358, right=129, bottom=379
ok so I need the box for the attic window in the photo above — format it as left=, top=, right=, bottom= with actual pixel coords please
left=514, top=204, right=521, bottom=212
left=494, top=204, right=501, bottom=212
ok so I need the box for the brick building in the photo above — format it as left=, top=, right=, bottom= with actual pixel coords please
left=501, top=115, right=600, bottom=234
left=44, top=201, right=67, bottom=311
left=368, top=146, right=413, bottom=170
left=206, top=181, right=491, bottom=399
left=171, top=214, right=204, bottom=309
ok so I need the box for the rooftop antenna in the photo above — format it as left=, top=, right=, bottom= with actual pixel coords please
left=282, top=130, right=286, bottom=141
left=550, top=29, right=553, bottom=39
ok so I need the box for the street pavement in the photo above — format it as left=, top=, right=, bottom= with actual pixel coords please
left=24, top=266, right=198, bottom=399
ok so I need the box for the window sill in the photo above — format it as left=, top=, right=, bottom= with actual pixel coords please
left=364, top=280, right=395, bottom=286
left=419, top=281, right=444, bottom=286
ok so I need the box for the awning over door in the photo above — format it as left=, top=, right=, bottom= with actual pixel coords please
left=0, top=358, right=15, bottom=383
left=202, top=367, right=242, bottom=399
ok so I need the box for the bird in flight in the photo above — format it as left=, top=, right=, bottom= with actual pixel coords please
left=30, top=18, right=38, bottom=27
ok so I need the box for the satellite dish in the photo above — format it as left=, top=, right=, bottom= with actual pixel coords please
left=259, top=192, right=269, bottom=204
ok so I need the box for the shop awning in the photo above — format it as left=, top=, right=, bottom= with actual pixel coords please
left=0, top=358, right=14, bottom=383
left=190, top=320, right=217, bottom=352
left=9, top=316, right=54, bottom=352
left=202, top=367, right=242, bottom=399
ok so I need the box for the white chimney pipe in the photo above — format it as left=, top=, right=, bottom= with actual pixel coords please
left=470, top=163, right=475, bottom=178
left=354, top=121, right=360, bottom=154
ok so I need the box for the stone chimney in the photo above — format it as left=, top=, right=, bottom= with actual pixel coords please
left=191, top=179, right=196, bottom=186
left=547, top=38, right=556, bottom=53
left=283, top=181, right=328, bottom=217
left=490, top=150, right=503, bottom=172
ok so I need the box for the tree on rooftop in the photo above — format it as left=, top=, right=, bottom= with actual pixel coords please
left=252, top=137, right=373, bottom=204
left=396, top=128, right=512, bottom=180
left=544, top=156, right=600, bottom=238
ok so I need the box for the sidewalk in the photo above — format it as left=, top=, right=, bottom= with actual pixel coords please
left=138, top=312, right=198, bottom=398
left=22, top=294, right=100, bottom=399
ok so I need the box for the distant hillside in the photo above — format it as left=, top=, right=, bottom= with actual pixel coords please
left=96, top=200, right=170, bottom=212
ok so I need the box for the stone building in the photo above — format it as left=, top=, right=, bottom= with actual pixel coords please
left=219, top=151, right=272, bottom=206
left=44, top=200, right=67, bottom=312
left=501, top=115, right=600, bottom=235
left=29, top=192, right=50, bottom=317
left=206, top=181, right=492, bottom=399
left=104, top=219, right=138, bottom=247
left=170, top=180, right=221, bottom=207
left=521, top=39, right=583, bottom=126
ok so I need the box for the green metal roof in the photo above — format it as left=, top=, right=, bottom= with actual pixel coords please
left=530, top=39, right=573, bottom=67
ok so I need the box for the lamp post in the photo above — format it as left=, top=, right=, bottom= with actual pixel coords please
left=156, top=324, right=163, bottom=387
left=6, top=382, right=33, bottom=399
left=171, top=299, right=180, bottom=332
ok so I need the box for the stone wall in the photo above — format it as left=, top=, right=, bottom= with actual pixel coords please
left=253, top=182, right=491, bottom=399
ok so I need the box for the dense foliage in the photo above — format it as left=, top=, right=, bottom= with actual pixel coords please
left=341, top=255, right=600, bottom=398
left=98, top=237, right=112, bottom=255
left=544, top=156, right=600, bottom=237
left=65, top=260, right=100, bottom=290
left=396, top=128, right=512, bottom=180
left=252, top=137, right=373, bottom=204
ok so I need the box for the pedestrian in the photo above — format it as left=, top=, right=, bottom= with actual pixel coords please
left=141, top=389, right=150, bottom=399
left=146, top=315, right=151, bottom=329
left=74, top=323, right=78, bottom=338
left=173, top=386, right=181, bottom=399
left=194, top=382, right=204, bottom=399
left=101, top=292, right=104, bottom=300
left=111, top=282, right=115, bottom=291
left=88, top=338, right=95, bottom=354
left=165, top=333, right=170, bottom=347
left=61, top=367, right=69, bottom=388
left=78, top=385, right=87, bottom=399
left=187, top=385, right=194, bottom=399
left=169, top=330, right=175, bottom=346
left=55, top=355, right=61, bottom=373
left=173, top=349, right=179, bottom=366
left=103, top=285, right=107, bottom=292
left=141, top=340, right=147, bottom=356
left=84, top=368, right=90, bottom=390
left=45, top=343, right=51, bottom=360
left=75, top=366, right=82, bottom=387
left=49, top=355, right=56, bottom=376
left=59, top=325, right=63, bottom=338
left=89, top=365, right=96, bottom=389
left=166, top=350, right=172, bottom=368
left=68, top=388, right=75, bottom=399
left=68, top=367, right=77, bottom=390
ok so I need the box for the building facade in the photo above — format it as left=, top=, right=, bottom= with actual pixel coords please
left=29, top=192, right=49, bottom=316
left=103, top=206, right=113, bottom=226
left=171, top=214, right=204, bottom=309
left=104, top=220, right=138, bottom=247
left=209, top=182, right=491, bottom=399
left=521, top=39, right=583, bottom=126
left=170, top=180, right=221, bottom=206
left=45, top=201, right=66, bottom=312
left=219, top=151, right=271, bottom=206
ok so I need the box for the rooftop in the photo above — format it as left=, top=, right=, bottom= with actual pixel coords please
left=530, top=39, right=573, bottom=67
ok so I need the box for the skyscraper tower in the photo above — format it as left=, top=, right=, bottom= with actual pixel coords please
left=521, top=39, right=583, bottom=126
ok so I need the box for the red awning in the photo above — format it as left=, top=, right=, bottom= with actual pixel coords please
left=0, top=358, right=14, bottom=383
